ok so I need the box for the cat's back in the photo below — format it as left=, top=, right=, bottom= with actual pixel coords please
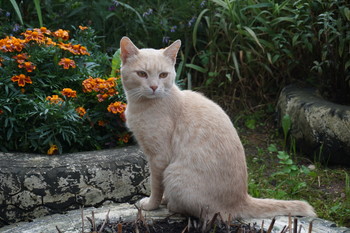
left=180, top=89, right=231, bottom=123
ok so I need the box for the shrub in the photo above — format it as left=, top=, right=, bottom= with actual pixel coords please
left=0, top=26, right=129, bottom=154
left=191, top=0, right=350, bottom=108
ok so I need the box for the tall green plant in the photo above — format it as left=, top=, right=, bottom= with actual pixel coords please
left=191, top=0, right=350, bottom=109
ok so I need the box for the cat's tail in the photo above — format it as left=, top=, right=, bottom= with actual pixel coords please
left=238, top=195, right=316, bottom=218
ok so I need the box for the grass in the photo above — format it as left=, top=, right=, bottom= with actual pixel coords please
left=235, top=109, right=350, bottom=228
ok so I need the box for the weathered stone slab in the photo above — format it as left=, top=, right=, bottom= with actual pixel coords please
left=0, top=146, right=150, bottom=227
left=277, top=85, right=350, bottom=165
left=1, top=203, right=348, bottom=233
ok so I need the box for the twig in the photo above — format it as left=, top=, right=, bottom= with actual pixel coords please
left=261, top=220, right=264, bottom=233
left=289, top=214, right=292, bottom=233
left=308, top=220, right=313, bottom=233
left=56, top=225, right=63, bottom=233
left=298, top=224, right=302, bottom=233
left=117, top=223, right=123, bottom=233
left=98, top=209, right=110, bottom=233
left=80, top=206, right=84, bottom=233
left=91, top=211, right=96, bottom=232
left=280, top=225, right=287, bottom=233
left=266, top=217, right=275, bottom=233
left=293, top=218, right=298, bottom=233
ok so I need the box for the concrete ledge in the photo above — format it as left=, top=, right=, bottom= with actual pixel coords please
left=1, top=203, right=348, bottom=233
left=0, top=146, right=150, bottom=227
left=277, top=85, right=350, bottom=166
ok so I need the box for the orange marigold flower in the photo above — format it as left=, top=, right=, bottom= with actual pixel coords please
left=11, top=74, right=32, bottom=87
left=57, top=42, right=90, bottom=55
left=22, top=29, right=46, bottom=43
left=79, top=26, right=88, bottom=30
left=45, top=37, right=56, bottom=46
left=0, top=36, right=26, bottom=52
left=98, top=120, right=107, bottom=127
left=18, top=61, right=36, bottom=72
left=53, top=29, right=69, bottom=40
left=75, top=107, right=86, bottom=117
left=71, top=44, right=90, bottom=55
left=82, top=76, right=96, bottom=92
left=58, top=58, right=76, bottom=69
left=36, top=27, right=51, bottom=35
left=46, top=95, right=64, bottom=104
left=13, top=53, right=29, bottom=64
left=47, top=144, right=58, bottom=155
left=119, top=134, right=130, bottom=144
left=61, top=88, right=77, bottom=98
left=107, top=101, right=127, bottom=114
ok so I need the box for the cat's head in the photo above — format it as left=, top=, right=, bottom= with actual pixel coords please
left=120, top=37, right=181, bottom=100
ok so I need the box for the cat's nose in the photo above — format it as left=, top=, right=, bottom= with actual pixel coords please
left=150, top=86, right=158, bottom=92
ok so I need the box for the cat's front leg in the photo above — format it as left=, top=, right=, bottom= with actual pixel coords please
left=139, top=163, right=164, bottom=210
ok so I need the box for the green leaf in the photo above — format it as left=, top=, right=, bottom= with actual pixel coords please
left=243, top=26, right=264, bottom=51
left=245, top=118, right=256, bottom=129
left=110, top=49, right=121, bottom=77
left=9, top=0, right=24, bottom=25
left=185, top=64, right=208, bottom=73
left=282, top=114, right=291, bottom=137
left=268, top=144, right=278, bottom=152
left=34, top=0, right=43, bottom=27
left=277, top=151, right=289, bottom=160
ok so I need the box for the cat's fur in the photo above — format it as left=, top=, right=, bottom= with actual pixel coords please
left=120, top=37, right=316, bottom=220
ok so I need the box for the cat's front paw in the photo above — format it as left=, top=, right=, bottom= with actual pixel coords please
left=138, top=197, right=160, bottom=211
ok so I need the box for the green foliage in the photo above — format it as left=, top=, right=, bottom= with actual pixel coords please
left=0, top=26, right=129, bottom=154
left=191, top=0, right=350, bottom=107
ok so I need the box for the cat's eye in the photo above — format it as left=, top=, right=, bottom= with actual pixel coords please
left=159, top=72, right=168, bottom=79
left=136, top=71, right=148, bottom=78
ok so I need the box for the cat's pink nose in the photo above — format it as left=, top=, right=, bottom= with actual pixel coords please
left=150, top=86, right=158, bottom=92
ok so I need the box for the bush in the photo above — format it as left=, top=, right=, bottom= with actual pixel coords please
left=0, top=26, right=129, bottom=154
left=190, top=0, right=350, bottom=108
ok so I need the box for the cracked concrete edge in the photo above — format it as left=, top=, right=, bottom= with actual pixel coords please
left=1, top=203, right=349, bottom=233
left=0, top=145, right=151, bottom=226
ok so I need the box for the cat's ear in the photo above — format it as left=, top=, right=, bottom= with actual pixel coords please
left=163, top=40, right=181, bottom=64
left=120, top=37, right=139, bottom=64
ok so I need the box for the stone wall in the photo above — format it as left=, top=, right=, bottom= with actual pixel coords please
left=0, top=146, right=150, bottom=227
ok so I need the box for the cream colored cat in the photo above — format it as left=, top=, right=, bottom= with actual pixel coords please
left=120, top=37, right=316, bottom=220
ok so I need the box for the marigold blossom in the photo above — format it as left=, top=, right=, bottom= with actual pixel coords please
left=75, top=107, right=86, bottom=117
left=119, top=134, right=130, bottom=143
left=36, top=27, right=51, bottom=35
left=53, top=29, right=69, bottom=40
left=98, top=120, right=107, bottom=127
left=61, top=88, right=77, bottom=98
left=11, top=74, right=32, bottom=87
left=18, top=61, right=36, bottom=72
left=57, top=42, right=90, bottom=55
left=46, top=95, right=64, bottom=104
left=13, top=53, right=29, bottom=64
left=82, top=77, right=118, bottom=101
left=79, top=26, right=88, bottom=30
left=22, top=30, right=46, bottom=43
left=58, top=58, right=76, bottom=69
left=47, top=145, right=58, bottom=155
left=107, top=101, right=126, bottom=114
left=0, top=36, right=26, bottom=52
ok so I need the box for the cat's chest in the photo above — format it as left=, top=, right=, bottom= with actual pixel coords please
left=126, top=105, right=173, bottom=140
left=126, top=106, right=174, bottom=157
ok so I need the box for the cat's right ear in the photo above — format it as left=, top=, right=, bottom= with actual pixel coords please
left=120, top=37, right=139, bottom=64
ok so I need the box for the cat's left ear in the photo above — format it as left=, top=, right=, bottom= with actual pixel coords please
left=163, top=40, right=181, bottom=64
